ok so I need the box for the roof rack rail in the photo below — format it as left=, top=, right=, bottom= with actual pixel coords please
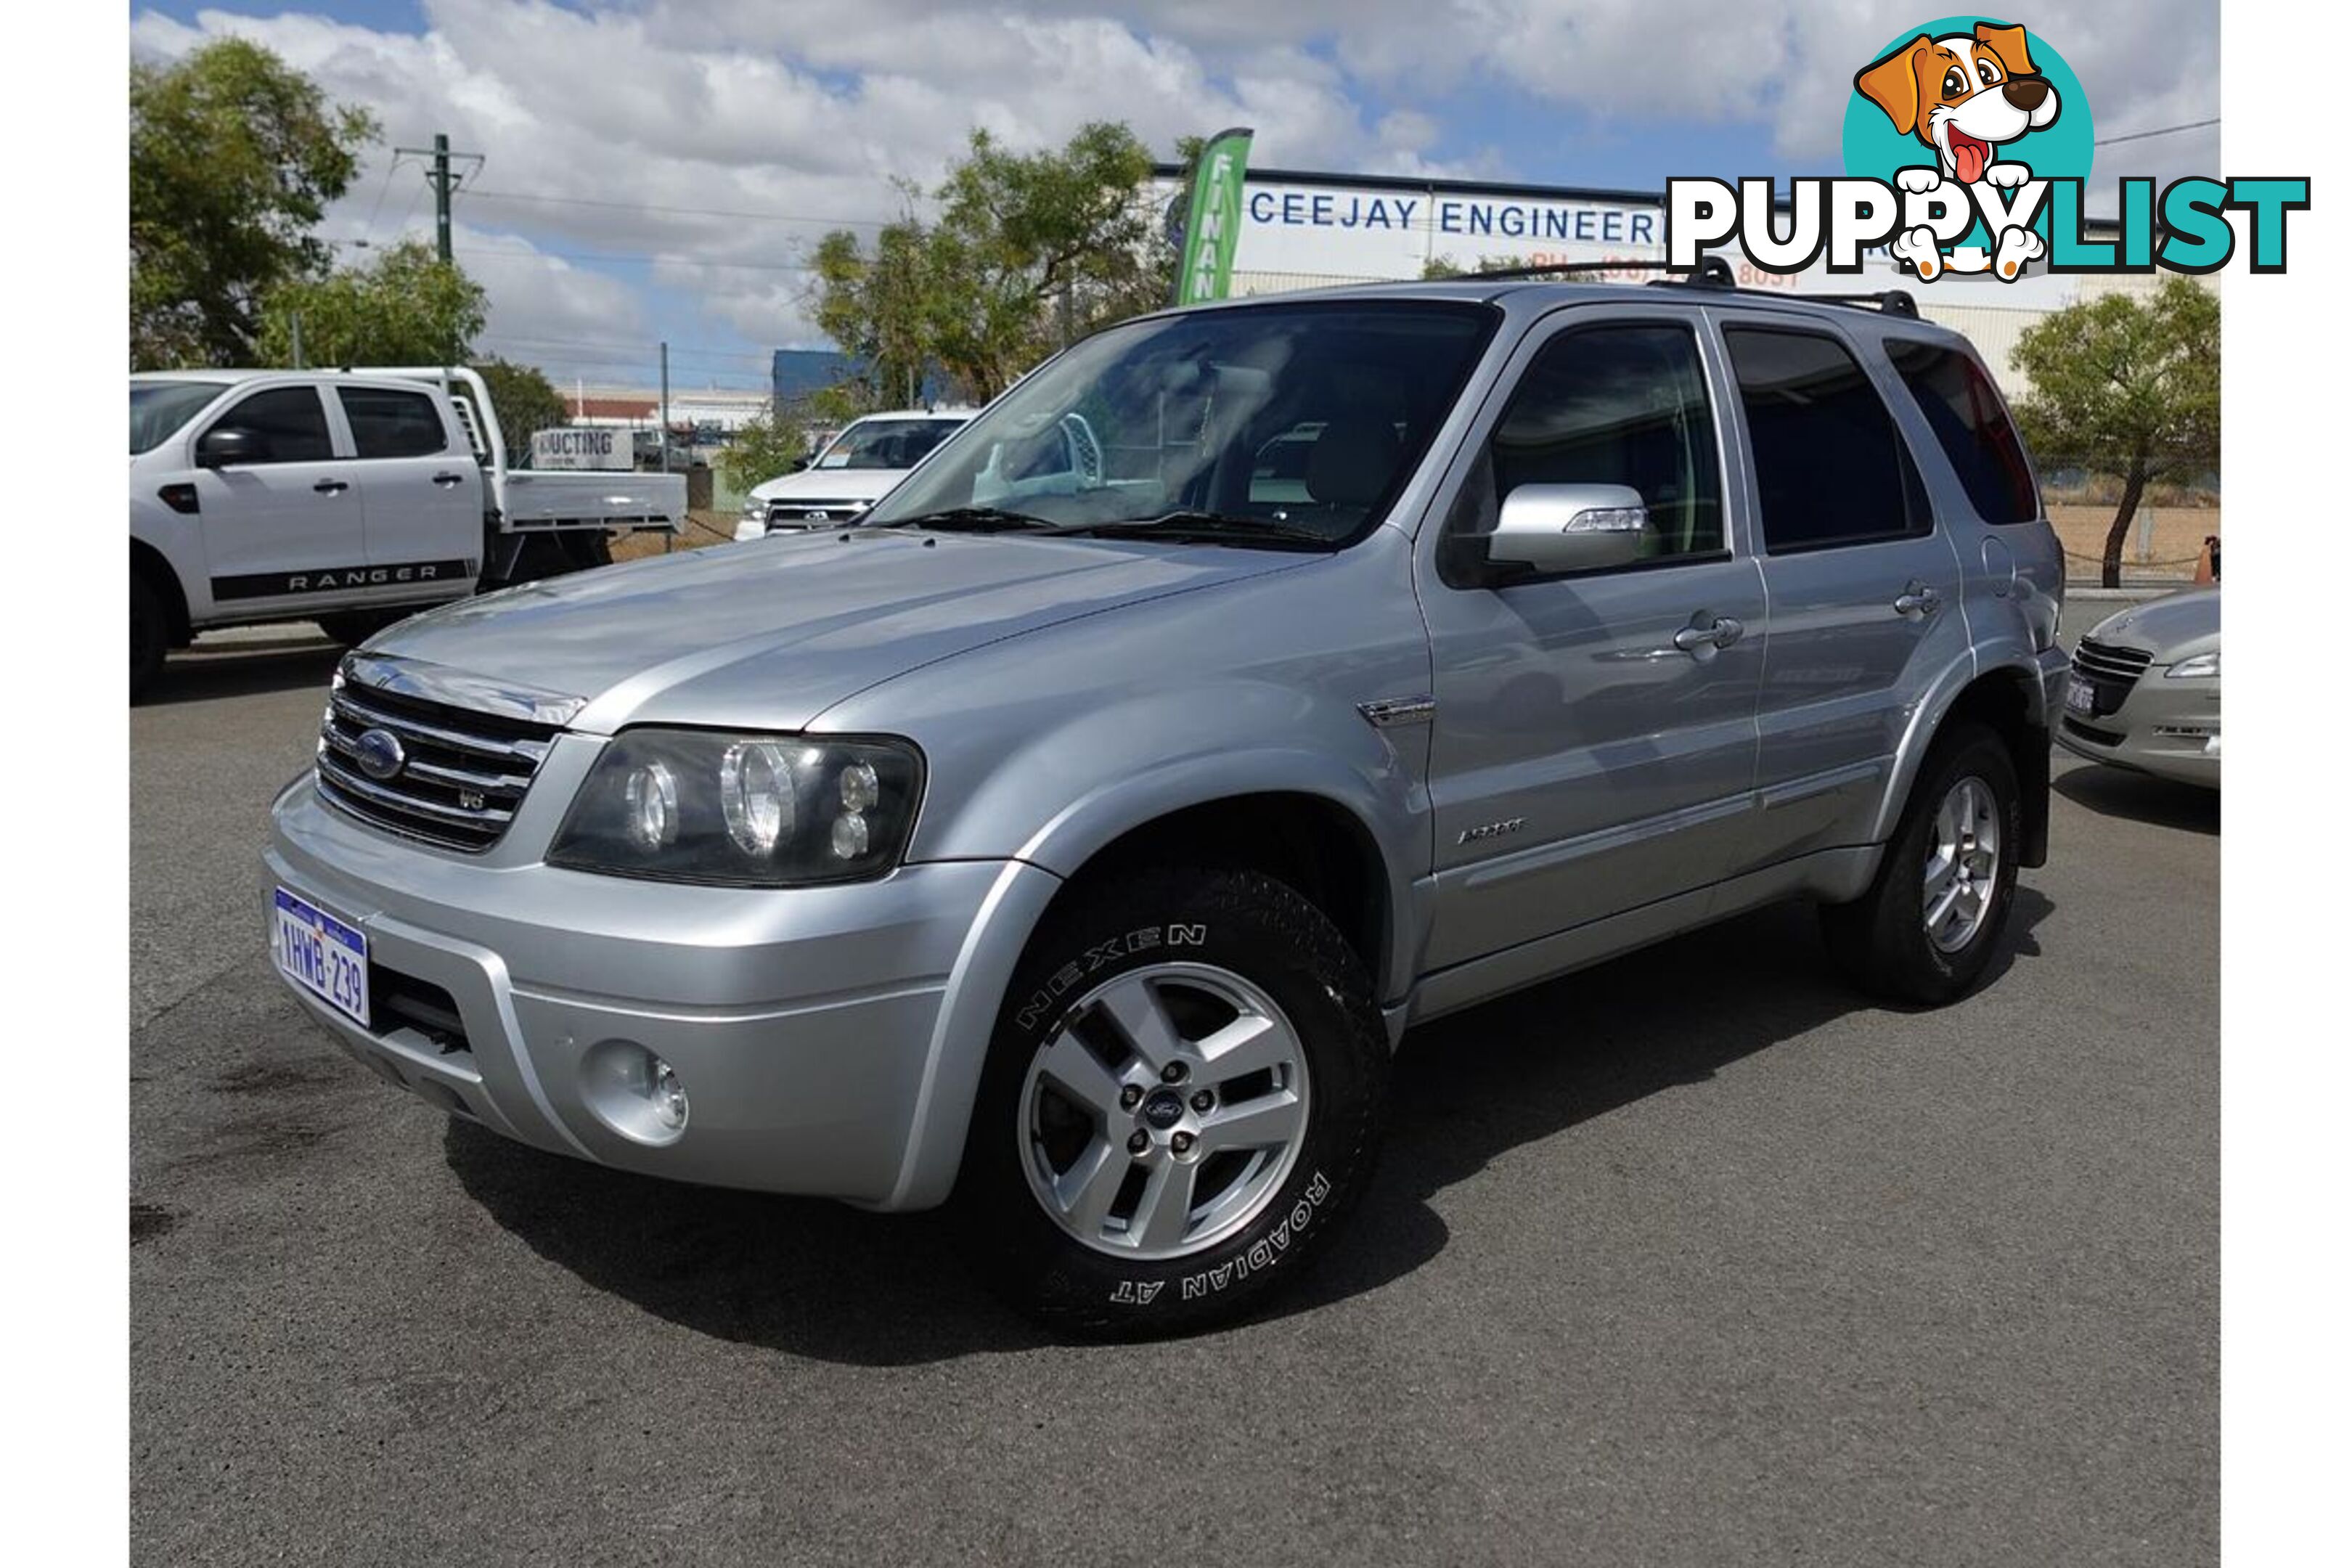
left=1469, top=256, right=1736, bottom=287
left=1806, top=290, right=1920, bottom=319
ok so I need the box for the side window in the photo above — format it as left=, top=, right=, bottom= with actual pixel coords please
left=213, top=387, right=334, bottom=465
left=1884, top=339, right=2040, bottom=524
left=337, top=387, right=450, bottom=459
left=1723, top=327, right=1928, bottom=552
left=1450, top=323, right=1724, bottom=565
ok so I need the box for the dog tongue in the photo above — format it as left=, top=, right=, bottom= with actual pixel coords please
left=1954, top=139, right=1986, bottom=184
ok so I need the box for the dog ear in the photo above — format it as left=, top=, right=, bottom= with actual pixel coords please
left=1973, top=20, right=2037, bottom=78
left=1855, top=35, right=1932, bottom=136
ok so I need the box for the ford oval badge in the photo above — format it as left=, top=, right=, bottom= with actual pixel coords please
left=354, top=727, right=407, bottom=782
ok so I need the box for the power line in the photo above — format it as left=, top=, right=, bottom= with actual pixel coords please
left=465, top=188, right=891, bottom=228
left=457, top=242, right=817, bottom=273
left=473, top=331, right=770, bottom=367
left=2094, top=117, right=2219, bottom=148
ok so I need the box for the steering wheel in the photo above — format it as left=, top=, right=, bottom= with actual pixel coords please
left=1060, top=412, right=1103, bottom=487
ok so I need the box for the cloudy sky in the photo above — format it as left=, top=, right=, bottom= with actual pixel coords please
left=130, top=1, right=2219, bottom=392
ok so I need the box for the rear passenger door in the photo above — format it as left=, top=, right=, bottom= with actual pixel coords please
left=1711, top=314, right=1970, bottom=873
left=335, top=383, right=480, bottom=599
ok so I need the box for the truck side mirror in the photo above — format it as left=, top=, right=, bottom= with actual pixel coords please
left=195, top=427, right=264, bottom=468
left=1485, top=483, right=1650, bottom=577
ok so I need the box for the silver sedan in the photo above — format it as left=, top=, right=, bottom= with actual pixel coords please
left=2057, top=588, right=2220, bottom=788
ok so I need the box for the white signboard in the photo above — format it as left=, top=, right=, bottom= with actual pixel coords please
left=1154, top=171, right=2088, bottom=309
left=530, top=427, right=632, bottom=470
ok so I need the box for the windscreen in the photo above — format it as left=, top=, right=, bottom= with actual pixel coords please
left=130, top=380, right=230, bottom=455
left=867, top=301, right=1500, bottom=547
left=812, top=418, right=968, bottom=470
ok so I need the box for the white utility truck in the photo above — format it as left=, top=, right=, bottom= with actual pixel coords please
left=129, top=365, right=686, bottom=698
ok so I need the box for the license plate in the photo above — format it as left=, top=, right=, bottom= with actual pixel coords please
left=273, top=887, right=369, bottom=1029
left=2065, top=676, right=2096, bottom=714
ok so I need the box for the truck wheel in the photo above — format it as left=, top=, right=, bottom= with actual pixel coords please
left=957, top=865, right=1389, bottom=1337
left=317, top=610, right=409, bottom=648
left=1820, top=722, right=2021, bottom=1005
left=131, top=576, right=166, bottom=702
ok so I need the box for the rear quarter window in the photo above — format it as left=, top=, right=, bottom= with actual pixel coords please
left=1884, top=338, right=2040, bottom=524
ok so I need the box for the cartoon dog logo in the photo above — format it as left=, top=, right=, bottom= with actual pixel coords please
left=1855, top=21, right=2060, bottom=279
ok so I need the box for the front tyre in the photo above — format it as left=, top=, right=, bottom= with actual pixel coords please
left=131, top=576, right=166, bottom=701
left=957, top=866, right=1389, bottom=1337
left=1821, top=722, right=2022, bottom=1005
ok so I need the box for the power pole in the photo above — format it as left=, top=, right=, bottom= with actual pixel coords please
left=658, top=342, right=672, bottom=553
left=393, top=134, right=483, bottom=266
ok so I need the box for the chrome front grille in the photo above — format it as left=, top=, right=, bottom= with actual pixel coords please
left=315, top=678, right=559, bottom=852
left=2072, top=637, right=2155, bottom=687
left=766, top=499, right=867, bottom=528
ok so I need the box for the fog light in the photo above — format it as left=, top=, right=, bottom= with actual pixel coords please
left=649, top=1055, right=688, bottom=1131
left=579, top=1038, right=690, bottom=1145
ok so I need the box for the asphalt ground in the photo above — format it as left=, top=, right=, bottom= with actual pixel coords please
left=130, top=600, right=2216, bottom=1566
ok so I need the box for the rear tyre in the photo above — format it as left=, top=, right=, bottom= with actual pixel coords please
left=955, top=866, right=1389, bottom=1338
left=131, top=576, right=166, bottom=702
left=317, top=609, right=409, bottom=648
left=1820, top=722, right=2021, bottom=1005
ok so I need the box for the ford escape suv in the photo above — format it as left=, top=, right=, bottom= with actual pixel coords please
left=266, top=279, right=2067, bottom=1335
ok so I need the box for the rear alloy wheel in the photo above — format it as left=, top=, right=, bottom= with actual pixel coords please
left=1821, top=722, right=2021, bottom=1005
left=960, top=866, right=1389, bottom=1336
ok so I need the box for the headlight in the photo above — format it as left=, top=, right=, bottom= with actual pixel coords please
left=550, top=730, right=922, bottom=885
left=741, top=496, right=767, bottom=518
left=2166, top=650, right=2220, bottom=679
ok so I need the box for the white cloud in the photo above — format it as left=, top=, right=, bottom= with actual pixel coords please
left=131, top=1, right=2219, bottom=372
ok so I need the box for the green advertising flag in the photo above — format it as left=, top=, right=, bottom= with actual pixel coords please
left=1173, top=126, right=1254, bottom=306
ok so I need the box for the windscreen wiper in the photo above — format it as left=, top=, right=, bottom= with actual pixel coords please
left=1043, top=511, right=1339, bottom=550
left=884, top=506, right=1059, bottom=533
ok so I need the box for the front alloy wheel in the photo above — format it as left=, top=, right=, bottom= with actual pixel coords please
left=961, top=865, right=1388, bottom=1336
left=1021, top=962, right=1310, bottom=1261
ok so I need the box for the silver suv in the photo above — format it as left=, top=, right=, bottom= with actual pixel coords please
left=266, top=280, right=2067, bottom=1334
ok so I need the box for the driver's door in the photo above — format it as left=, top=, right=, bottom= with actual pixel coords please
left=1418, top=309, right=1768, bottom=970
left=188, top=383, right=367, bottom=613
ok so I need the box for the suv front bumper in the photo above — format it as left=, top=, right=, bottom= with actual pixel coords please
left=264, top=777, right=1056, bottom=1208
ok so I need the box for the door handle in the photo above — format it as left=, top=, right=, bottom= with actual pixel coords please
left=1893, top=581, right=1943, bottom=616
left=312, top=478, right=349, bottom=495
left=1672, top=616, right=1744, bottom=653
left=431, top=472, right=465, bottom=487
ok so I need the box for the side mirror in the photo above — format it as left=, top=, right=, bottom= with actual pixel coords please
left=195, top=426, right=263, bottom=468
left=788, top=456, right=810, bottom=473
left=1485, top=483, right=1650, bottom=577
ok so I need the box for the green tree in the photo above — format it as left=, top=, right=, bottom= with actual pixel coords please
left=131, top=38, right=377, bottom=367
left=719, top=403, right=814, bottom=493
left=807, top=122, right=1171, bottom=406
left=472, top=357, right=570, bottom=457
left=2010, top=277, right=2220, bottom=587
left=255, top=239, right=487, bottom=367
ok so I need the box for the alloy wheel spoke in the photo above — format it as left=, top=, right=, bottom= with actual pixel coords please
left=1037, top=1032, right=1127, bottom=1122
left=1198, top=1088, right=1304, bottom=1154
left=1195, top=1013, right=1290, bottom=1085
left=1093, top=976, right=1185, bottom=1072
left=1129, top=1156, right=1201, bottom=1252
left=1926, top=875, right=1969, bottom=934
left=1054, top=1138, right=1128, bottom=1235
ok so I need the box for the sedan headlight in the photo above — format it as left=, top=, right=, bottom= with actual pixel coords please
left=2166, top=650, right=2220, bottom=679
left=550, top=730, right=922, bottom=885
